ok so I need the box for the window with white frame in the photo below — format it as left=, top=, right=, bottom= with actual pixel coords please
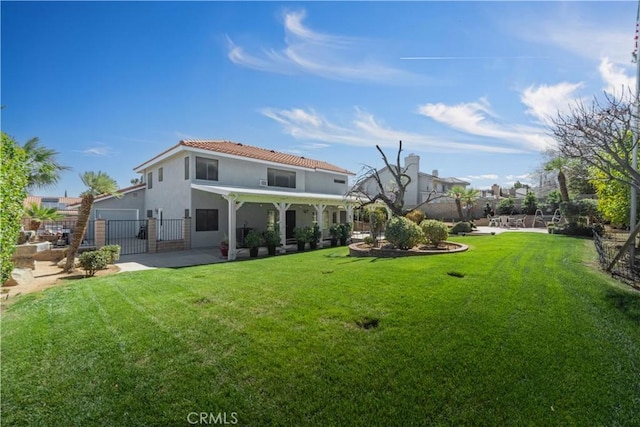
left=184, top=156, right=190, bottom=180
left=267, top=168, right=296, bottom=188
left=195, top=157, right=218, bottom=181
left=147, top=172, right=153, bottom=189
left=158, top=167, right=163, bottom=182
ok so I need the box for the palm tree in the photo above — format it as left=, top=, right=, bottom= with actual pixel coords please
left=460, top=188, right=480, bottom=220
left=64, top=171, right=120, bottom=272
left=544, top=157, right=570, bottom=203
left=21, top=137, right=70, bottom=189
left=24, top=202, right=64, bottom=237
left=448, top=186, right=466, bottom=221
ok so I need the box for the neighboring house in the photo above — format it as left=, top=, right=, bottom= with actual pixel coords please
left=23, top=195, right=82, bottom=217
left=125, top=139, right=356, bottom=259
left=85, top=183, right=147, bottom=221
left=358, top=153, right=469, bottom=211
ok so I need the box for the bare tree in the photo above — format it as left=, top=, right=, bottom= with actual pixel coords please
left=551, top=90, right=639, bottom=271
left=552, top=91, right=639, bottom=193
left=347, top=140, right=443, bottom=217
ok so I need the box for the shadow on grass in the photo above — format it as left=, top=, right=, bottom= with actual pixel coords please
left=605, top=288, right=640, bottom=324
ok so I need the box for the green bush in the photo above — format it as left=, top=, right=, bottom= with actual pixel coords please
left=263, top=228, right=281, bottom=247
left=0, top=133, right=28, bottom=284
left=363, top=236, right=375, bottom=245
left=420, top=219, right=449, bottom=246
left=385, top=216, right=423, bottom=250
left=497, top=197, right=516, bottom=215
left=244, top=229, right=264, bottom=248
left=99, top=245, right=121, bottom=264
left=450, top=221, right=473, bottom=234
left=78, top=251, right=109, bottom=277
left=294, top=226, right=313, bottom=243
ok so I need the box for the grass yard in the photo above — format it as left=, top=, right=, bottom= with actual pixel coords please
left=2, top=233, right=640, bottom=426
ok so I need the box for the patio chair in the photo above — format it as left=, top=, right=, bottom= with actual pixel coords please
left=513, top=215, right=526, bottom=228
left=487, top=215, right=499, bottom=227
left=499, top=216, right=510, bottom=228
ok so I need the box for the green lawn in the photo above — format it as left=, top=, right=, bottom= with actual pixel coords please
left=2, top=233, right=640, bottom=426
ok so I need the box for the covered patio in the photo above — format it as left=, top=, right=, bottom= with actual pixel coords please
left=191, top=184, right=359, bottom=260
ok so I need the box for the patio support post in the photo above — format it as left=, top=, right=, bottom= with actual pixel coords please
left=313, top=204, right=326, bottom=247
left=272, top=202, right=291, bottom=253
left=346, top=204, right=355, bottom=238
left=224, top=196, right=245, bottom=261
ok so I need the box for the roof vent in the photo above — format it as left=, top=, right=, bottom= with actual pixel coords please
left=236, top=143, right=243, bottom=146
left=270, top=150, right=275, bottom=153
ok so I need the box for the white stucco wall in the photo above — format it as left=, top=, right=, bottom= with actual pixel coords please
left=91, top=189, right=145, bottom=220
left=143, top=152, right=192, bottom=220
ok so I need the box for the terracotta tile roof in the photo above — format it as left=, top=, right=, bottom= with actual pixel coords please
left=135, top=140, right=354, bottom=175
left=23, top=195, right=82, bottom=216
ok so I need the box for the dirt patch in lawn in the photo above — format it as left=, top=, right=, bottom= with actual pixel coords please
left=1, top=261, right=120, bottom=308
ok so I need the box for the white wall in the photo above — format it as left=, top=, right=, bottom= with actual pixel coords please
left=143, top=152, right=192, bottom=220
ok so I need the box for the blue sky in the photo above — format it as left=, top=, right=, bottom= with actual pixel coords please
left=2, top=1, right=638, bottom=197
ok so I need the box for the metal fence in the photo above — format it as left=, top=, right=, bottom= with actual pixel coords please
left=106, top=220, right=148, bottom=255
left=593, top=231, right=640, bottom=290
left=156, top=218, right=183, bottom=241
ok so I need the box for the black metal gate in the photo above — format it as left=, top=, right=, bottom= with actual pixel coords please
left=106, top=220, right=148, bottom=255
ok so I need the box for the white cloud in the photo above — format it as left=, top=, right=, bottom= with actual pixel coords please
left=520, top=13, right=634, bottom=66
left=261, top=106, right=527, bottom=154
left=520, top=81, right=585, bottom=125
left=463, top=174, right=500, bottom=181
left=599, top=57, right=635, bottom=95
left=416, top=99, right=553, bottom=152
left=227, top=9, right=425, bottom=84
left=75, top=145, right=114, bottom=157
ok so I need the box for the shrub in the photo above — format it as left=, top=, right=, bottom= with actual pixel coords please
left=420, top=220, right=449, bottom=246
left=99, top=245, right=121, bottom=264
left=338, top=223, right=351, bottom=240
left=363, top=236, right=375, bottom=246
left=0, top=133, right=28, bottom=284
left=263, top=228, right=281, bottom=247
left=244, top=229, right=264, bottom=248
left=405, top=209, right=425, bottom=224
left=450, top=221, right=473, bottom=234
left=385, top=216, right=423, bottom=250
left=523, top=192, right=538, bottom=215
left=78, top=250, right=109, bottom=277
left=497, top=197, right=516, bottom=215
left=294, top=226, right=313, bottom=243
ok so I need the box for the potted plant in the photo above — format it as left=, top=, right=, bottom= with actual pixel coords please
left=309, top=224, right=321, bottom=250
left=244, top=229, right=263, bottom=258
left=339, top=223, right=351, bottom=246
left=294, top=226, right=311, bottom=252
left=329, top=224, right=341, bottom=247
left=263, top=228, right=281, bottom=256
left=219, top=237, right=229, bottom=258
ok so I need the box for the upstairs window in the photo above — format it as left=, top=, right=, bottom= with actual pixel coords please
left=147, top=172, right=153, bottom=189
left=195, top=157, right=218, bottom=181
left=184, top=157, right=190, bottom=180
left=267, top=168, right=296, bottom=188
left=334, top=178, right=346, bottom=184
left=158, top=167, right=163, bottom=182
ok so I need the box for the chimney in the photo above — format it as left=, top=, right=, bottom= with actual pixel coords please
left=432, top=169, right=438, bottom=177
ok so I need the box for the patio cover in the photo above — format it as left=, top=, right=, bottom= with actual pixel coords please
left=191, top=184, right=358, bottom=259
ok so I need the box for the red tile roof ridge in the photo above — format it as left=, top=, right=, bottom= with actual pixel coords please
left=178, top=139, right=353, bottom=175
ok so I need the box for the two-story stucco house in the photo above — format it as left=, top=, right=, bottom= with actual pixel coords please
left=358, top=153, right=469, bottom=211
left=129, top=140, right=356, bottom=259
